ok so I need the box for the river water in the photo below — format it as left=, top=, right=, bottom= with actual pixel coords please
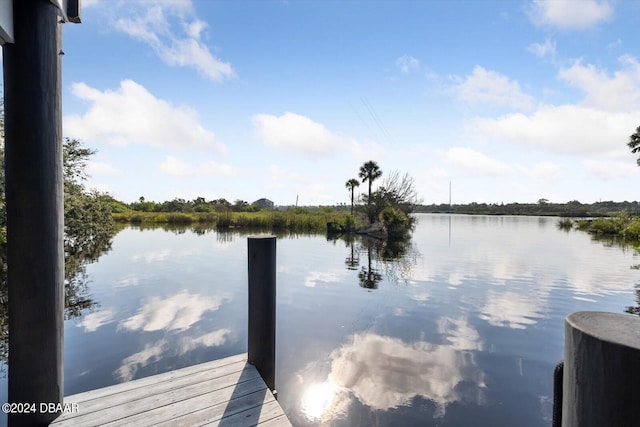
left=1, top=214, right=639, bottom=426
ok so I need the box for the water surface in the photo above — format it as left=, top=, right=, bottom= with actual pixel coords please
left=1, top=214, right=638, bottom=426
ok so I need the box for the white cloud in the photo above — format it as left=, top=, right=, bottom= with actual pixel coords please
left=115, top=328, right=231, bottom=382
left=113, top=2, right=235, bottom=82
left=326, top=327, right=484, bottom=416
left=523, top=162, right=565, bottom=182
left=452, top=66, right=535, bottom=111
left=583, top=160, right=638, bottom=180
left=115, top=340, right=166, bottom=382
left=131, top=249, right=171, bottom=263
left=527, top=38, right=556, bottom=59
left=395, top=54, right=420, bottom=75
left=304, top=270, right=341, bottom=288
left=443, top=147, right=513, bottom=176
left=252, top=112, right=344, bottom=156
left=86, top=161, right=122, bottom=175
left=119, top=291, right=228, bottom=332
left=159, top=155, right=239, bottom=177
left=473, top=105, right=639, bottom=157
left=262, top=165, right=304, bottom=192
left=78, top=308, right=115, bottom=332
left=65, top=80, right=225, bottom=153
left=480, top=290, right=543, bottom=329
left=527, top=0, right=613, bottom=30
left=178, top=329, right=231, bottom=355
left=302, top=184, right=335, bottom=204
left=607, top=38, right=623, bottom=52
left=115, top=276, right=141, bottom=288
left=558, top=56, right=640, bottom=111
left=270, top=164, right=302, bottom=181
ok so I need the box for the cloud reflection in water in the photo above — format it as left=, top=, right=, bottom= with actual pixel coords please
left=115, top=329, right=232, bottom=382
left=78, top=308, right=116, bottom=332
left=301, top=317, right=486, bottom=422
left=119, top=290, right=229, bottom=332
left=480, top=290, right=545, bottom=329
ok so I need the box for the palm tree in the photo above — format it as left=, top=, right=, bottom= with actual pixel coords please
left=628, top=125, right=640, bottom=165
left=345, top=178, right=360, bottom=215
left=359, top=160, right=382, bottom=222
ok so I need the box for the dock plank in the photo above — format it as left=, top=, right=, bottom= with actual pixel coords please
left=49, top=354, right=291, bottom=427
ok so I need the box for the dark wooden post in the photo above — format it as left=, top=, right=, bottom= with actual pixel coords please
left=3, top=1, right=64, bottom=425
left=247, top=235, right=276, bottom=392
left=562, top=311, right=640, bottom=427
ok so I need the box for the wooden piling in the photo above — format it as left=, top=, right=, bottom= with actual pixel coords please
left=247, top=235, right=277, bottom=392
left=562, top=311, right=640, bottom=427
left=3, top=1, right=64, bottom=425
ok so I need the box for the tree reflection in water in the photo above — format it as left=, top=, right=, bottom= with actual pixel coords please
left=336, top=233, right=419, bottom=289
left=0, top=232, right=116, bottom=369
left=587, top=234, right=640, bottom=316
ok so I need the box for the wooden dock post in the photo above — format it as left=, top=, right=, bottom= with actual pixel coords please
left=247, top=235, right=277, bottom=392
left=3, top=1, right=65, bottom=425
left=562, top=311, right=640, bottom=427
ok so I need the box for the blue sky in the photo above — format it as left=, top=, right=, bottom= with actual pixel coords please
left=48, top=0, right=640, bottom=205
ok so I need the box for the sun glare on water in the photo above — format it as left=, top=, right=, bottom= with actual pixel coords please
left=301, top=381, right=339, bottom=421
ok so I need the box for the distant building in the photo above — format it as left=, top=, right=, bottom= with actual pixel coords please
left=252, top=198, right=274, bottom=209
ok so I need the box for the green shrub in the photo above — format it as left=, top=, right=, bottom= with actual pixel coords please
left=575, top=219, right=591, bottom=230
left=557, top=218, right=573, bottom=230
left=107, top=200, right=130, bottom=213
left=590, top=217, right=624, bottom=235
left=623, top=220, right=640, bottom=240
left=381, top=207, right=409, bottom=240
left=152, top=213, right=167, bottom=223
left=343, top=214, right=356, bottom=231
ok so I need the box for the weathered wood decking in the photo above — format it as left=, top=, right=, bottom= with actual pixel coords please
left=49, top=353, right=292, bottom=427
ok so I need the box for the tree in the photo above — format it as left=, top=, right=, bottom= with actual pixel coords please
left=345, top=178, right=360, bottom=215
left=628, top=125, right=640, bottom=165
left=359, top=160, right=382, bottom=222
left=63, top=137, right=95, bottom=183
left=63, top=138, right=116, bottom=257
left=378, top=170, right=420, bottom=215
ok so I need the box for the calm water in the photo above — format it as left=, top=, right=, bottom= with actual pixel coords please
left=1, top=214, right=639, bottom=426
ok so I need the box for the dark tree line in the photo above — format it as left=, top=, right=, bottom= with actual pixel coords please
left=122, top=196, right=261, bottom=213
left=417, top=200, right=640, bottom=217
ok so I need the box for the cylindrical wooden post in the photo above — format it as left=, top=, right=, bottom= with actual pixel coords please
left=247, top=235, right=276, bottom=392
left=562, top=311, right=640, bottom=427
left=3, top=1, right=64, bottom=425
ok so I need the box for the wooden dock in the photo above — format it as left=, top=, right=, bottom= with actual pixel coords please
left=49, top=353, right=292, bottom=427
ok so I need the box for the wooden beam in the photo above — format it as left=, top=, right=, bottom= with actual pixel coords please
left=2, top=0, right=64, bottom=425
left=247, top=236, right=277, bottom=392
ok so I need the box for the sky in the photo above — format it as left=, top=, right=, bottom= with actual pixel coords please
left=27, top=0, right=640, bottom=205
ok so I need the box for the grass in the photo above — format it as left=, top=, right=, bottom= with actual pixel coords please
left=557, top=218, right=574, bottom=230
left=112, top=210, right=357, bottom=233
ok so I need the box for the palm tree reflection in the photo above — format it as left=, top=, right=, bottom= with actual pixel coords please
left=358, top=240, right=383, bottom=289
left=338, top=234, right=417, bottom=289
left=344, top=235, right=359, bottom=271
